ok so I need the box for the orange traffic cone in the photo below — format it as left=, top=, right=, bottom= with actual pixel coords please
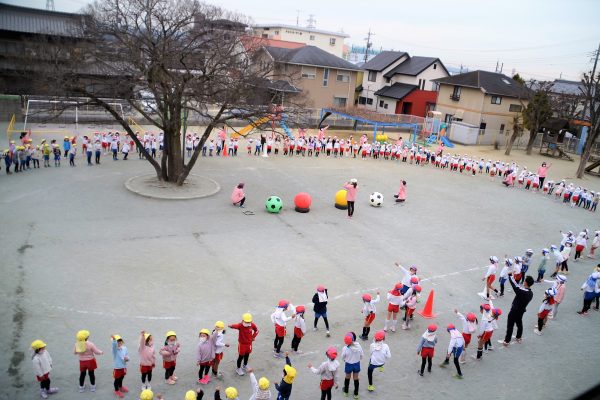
left=417, top=290, right=437, bottom=319
left=222, top=142, right=228, bottom=157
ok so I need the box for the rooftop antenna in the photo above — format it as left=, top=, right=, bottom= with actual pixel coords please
left=307, top=14, right=316, bottom=29
left=296, top=10, right=301, bottom=26
left=46, top=0, right=55, bottom=11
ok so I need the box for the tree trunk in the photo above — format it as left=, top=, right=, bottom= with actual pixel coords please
left=505, top=130, right=519, bottom=156
left=525, top=128, right=537, bottom=155
left=576, top=127, right=599, bottom=178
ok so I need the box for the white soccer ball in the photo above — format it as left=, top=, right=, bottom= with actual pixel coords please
left=369, top=192, right=384, bottom=207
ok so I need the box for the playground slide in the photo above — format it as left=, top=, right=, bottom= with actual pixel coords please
left=279, top=114, right=294, bottom=138
left=237, top=116, right=270, bottom=137
left=441, top=136, right=455, bottom=148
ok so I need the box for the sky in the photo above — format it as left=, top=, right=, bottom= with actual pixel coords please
left=5, top=0, right=600, bottom=81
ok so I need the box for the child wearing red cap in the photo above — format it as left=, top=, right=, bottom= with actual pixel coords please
left=228, top=313, right=259, bottom=376
left=416, top=324, right=437, bottom=376
left=360, top=292, right=380, bottom=341
left=312, top=285, right=330, bottom=337
left=440, top=324, right=465, bottom=379
left=341, top=332, right=363, bottom=399
left=454, top=309, right=477, bottom=363
left=271, top=300, right=296, bottom=358
left=395, top=262, right=419, bottom=295
left=291, top=306, right=306, bottom=353
left=475, top=308, right=501, bottom=360
left=308, top=346, right=340, bottom=400
left=401, top=286, right=420, bottom=330
left=367, top=330, right=391, bottom=392
left=534, top=289, right=556, bottom=335
left=384, top=283, right=404, bottom=332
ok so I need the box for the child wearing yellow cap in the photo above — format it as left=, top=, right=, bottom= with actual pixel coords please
left=214, top=386, right=238, bottom=400
left=73, top=330, right=103, bottom=393
left=212, top=321, right=229, bottom=379
left=139, top=331, right=156, bottom=391
left=274, top=353, right=296, bottom=400
left=31, top=339, right=59, bottom=399
left=159, top=331, right=180, bottom=385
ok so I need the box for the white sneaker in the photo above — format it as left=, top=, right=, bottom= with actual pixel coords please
left=90, top=385, right=96, bottom=392
left=40, top=389, right=48, bottom=399
left=78, top=386, right=85, bottom=393
left=236, top=368, right=245, bottom=376
left=313, top=327, right=318, bottom=332
left=326, top=331, right=331, bottom=337
left=534, top=329, right=542, bottom=336
left=141, top=384, right=146, bottom=391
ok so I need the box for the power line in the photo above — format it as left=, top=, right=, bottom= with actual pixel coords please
left=364, top=28, right=374, bottom=64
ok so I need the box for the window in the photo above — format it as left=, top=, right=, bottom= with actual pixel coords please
left=491, top=96, right=502, bottom=105
left=433, top=63, right=437, bottom=70
left=323, top=68, right=329, bottom=87
left=262, top=34, right=268, bottom=38
left=500, top=124, right=505, bottom=134
left=337, top=72, right=350, bottom=82
left=310, top=35, right=315, bottom=41
left=444, top=114, right=453, bottom=124
left=418, top=79, right=426, bottom=90
left=379, top=100, right=385, bottom=108
left=301, top=66, right=316, bottom=79
left=330, top=38, right=336, bottom=46
left=366, top=98, right=374, bottom=105
left=479, top=122, right=487, bottom=135
left=509, top=104, right=522, bottom=112
left=450, top=86, right=461, bottom=101
left=274, top=30, right=279, bottom=35
left=333, top=97, right=347, bottom=107
left=368, top=71, right=377, bottom=82
left=383, top=103, right=388, bottom=109
left=385, top=77, right=391, bottom=84
left=358, top=96, right=367, bottom=105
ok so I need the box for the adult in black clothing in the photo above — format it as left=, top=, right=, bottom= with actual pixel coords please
left=312, top=286, right=330, bottom=336
left=500, top=274, right=534, bottom=346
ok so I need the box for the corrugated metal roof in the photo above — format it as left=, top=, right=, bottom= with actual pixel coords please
left=0, top=4, right=84, bottom=37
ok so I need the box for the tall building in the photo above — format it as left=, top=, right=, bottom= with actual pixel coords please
left=252, top=24, right=349, bottom=58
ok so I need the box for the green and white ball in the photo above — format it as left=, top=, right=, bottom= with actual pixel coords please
left=265, top=196, right=283, bottom=213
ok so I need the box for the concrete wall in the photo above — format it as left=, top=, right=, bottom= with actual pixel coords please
left=0, top=95, right=22, bottom=121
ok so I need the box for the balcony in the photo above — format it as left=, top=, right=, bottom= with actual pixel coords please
left=450, top=94, right=460, bottom=101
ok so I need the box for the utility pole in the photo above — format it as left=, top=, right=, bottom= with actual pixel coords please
left=495, top=60, right=499, bottom=73
left=307, top=14, right=316, bottom=29
left=500, top=62, right=504, bottom=74
left=46, top=0, right=55, bottom=11
left=582, top=42, right=600, bottom=124
left=364, top=28, right=374, bottom=64
left=296, top=10, right=301, bottom=26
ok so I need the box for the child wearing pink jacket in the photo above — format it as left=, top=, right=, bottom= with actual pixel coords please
left=74, top=330, right=103, bottom=393
left=394, top=180, right=407, bottom=203
left=139, top=331, right=156, bottom=391
left=231, top=183, right=245, bottom=208
left=343, top=179, right=358, bottom=218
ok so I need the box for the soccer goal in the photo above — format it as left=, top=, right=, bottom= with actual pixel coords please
left=23, top=98, right=126, bottom=133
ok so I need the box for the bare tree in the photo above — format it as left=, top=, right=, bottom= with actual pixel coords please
left=29, top=0, right=305, bottom=185
left=523, top=82, right=553, bottom=155
left=576, top=69, right=600, bottom=178
left=505, top=114, right=523, bottom=156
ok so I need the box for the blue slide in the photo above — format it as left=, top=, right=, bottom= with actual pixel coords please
left=279, top=114, right=294, bottom=138
left=441, top=136, right=455, bottom=148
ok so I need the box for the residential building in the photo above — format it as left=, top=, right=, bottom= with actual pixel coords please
left=433, top=70, right=531, bottom=134
left=358, top=51, right=449, bottom=117
left=259, top=45, right=361, bottom=109
left=252, top=24, right=349, bottom=58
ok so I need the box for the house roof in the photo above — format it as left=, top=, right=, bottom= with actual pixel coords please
left=374, top=82, right=418, bottom=100
left=253, top=23, right=349, bottom=38
left=263, top=45, right=361, bottom=71
left=550, top=79, right=585, bottom=96
left=241, top=36, right=305, bottom=51
left=0, top=3, right=85, bottom=37
left=433, top=70, right=531, bottom=98
left=362, top=51, right=407, bottom=72
left=383, top=56, right=448, bottom=78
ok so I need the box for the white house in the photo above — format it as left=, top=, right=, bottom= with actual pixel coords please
left=252, top=24, right=349, bottom=58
